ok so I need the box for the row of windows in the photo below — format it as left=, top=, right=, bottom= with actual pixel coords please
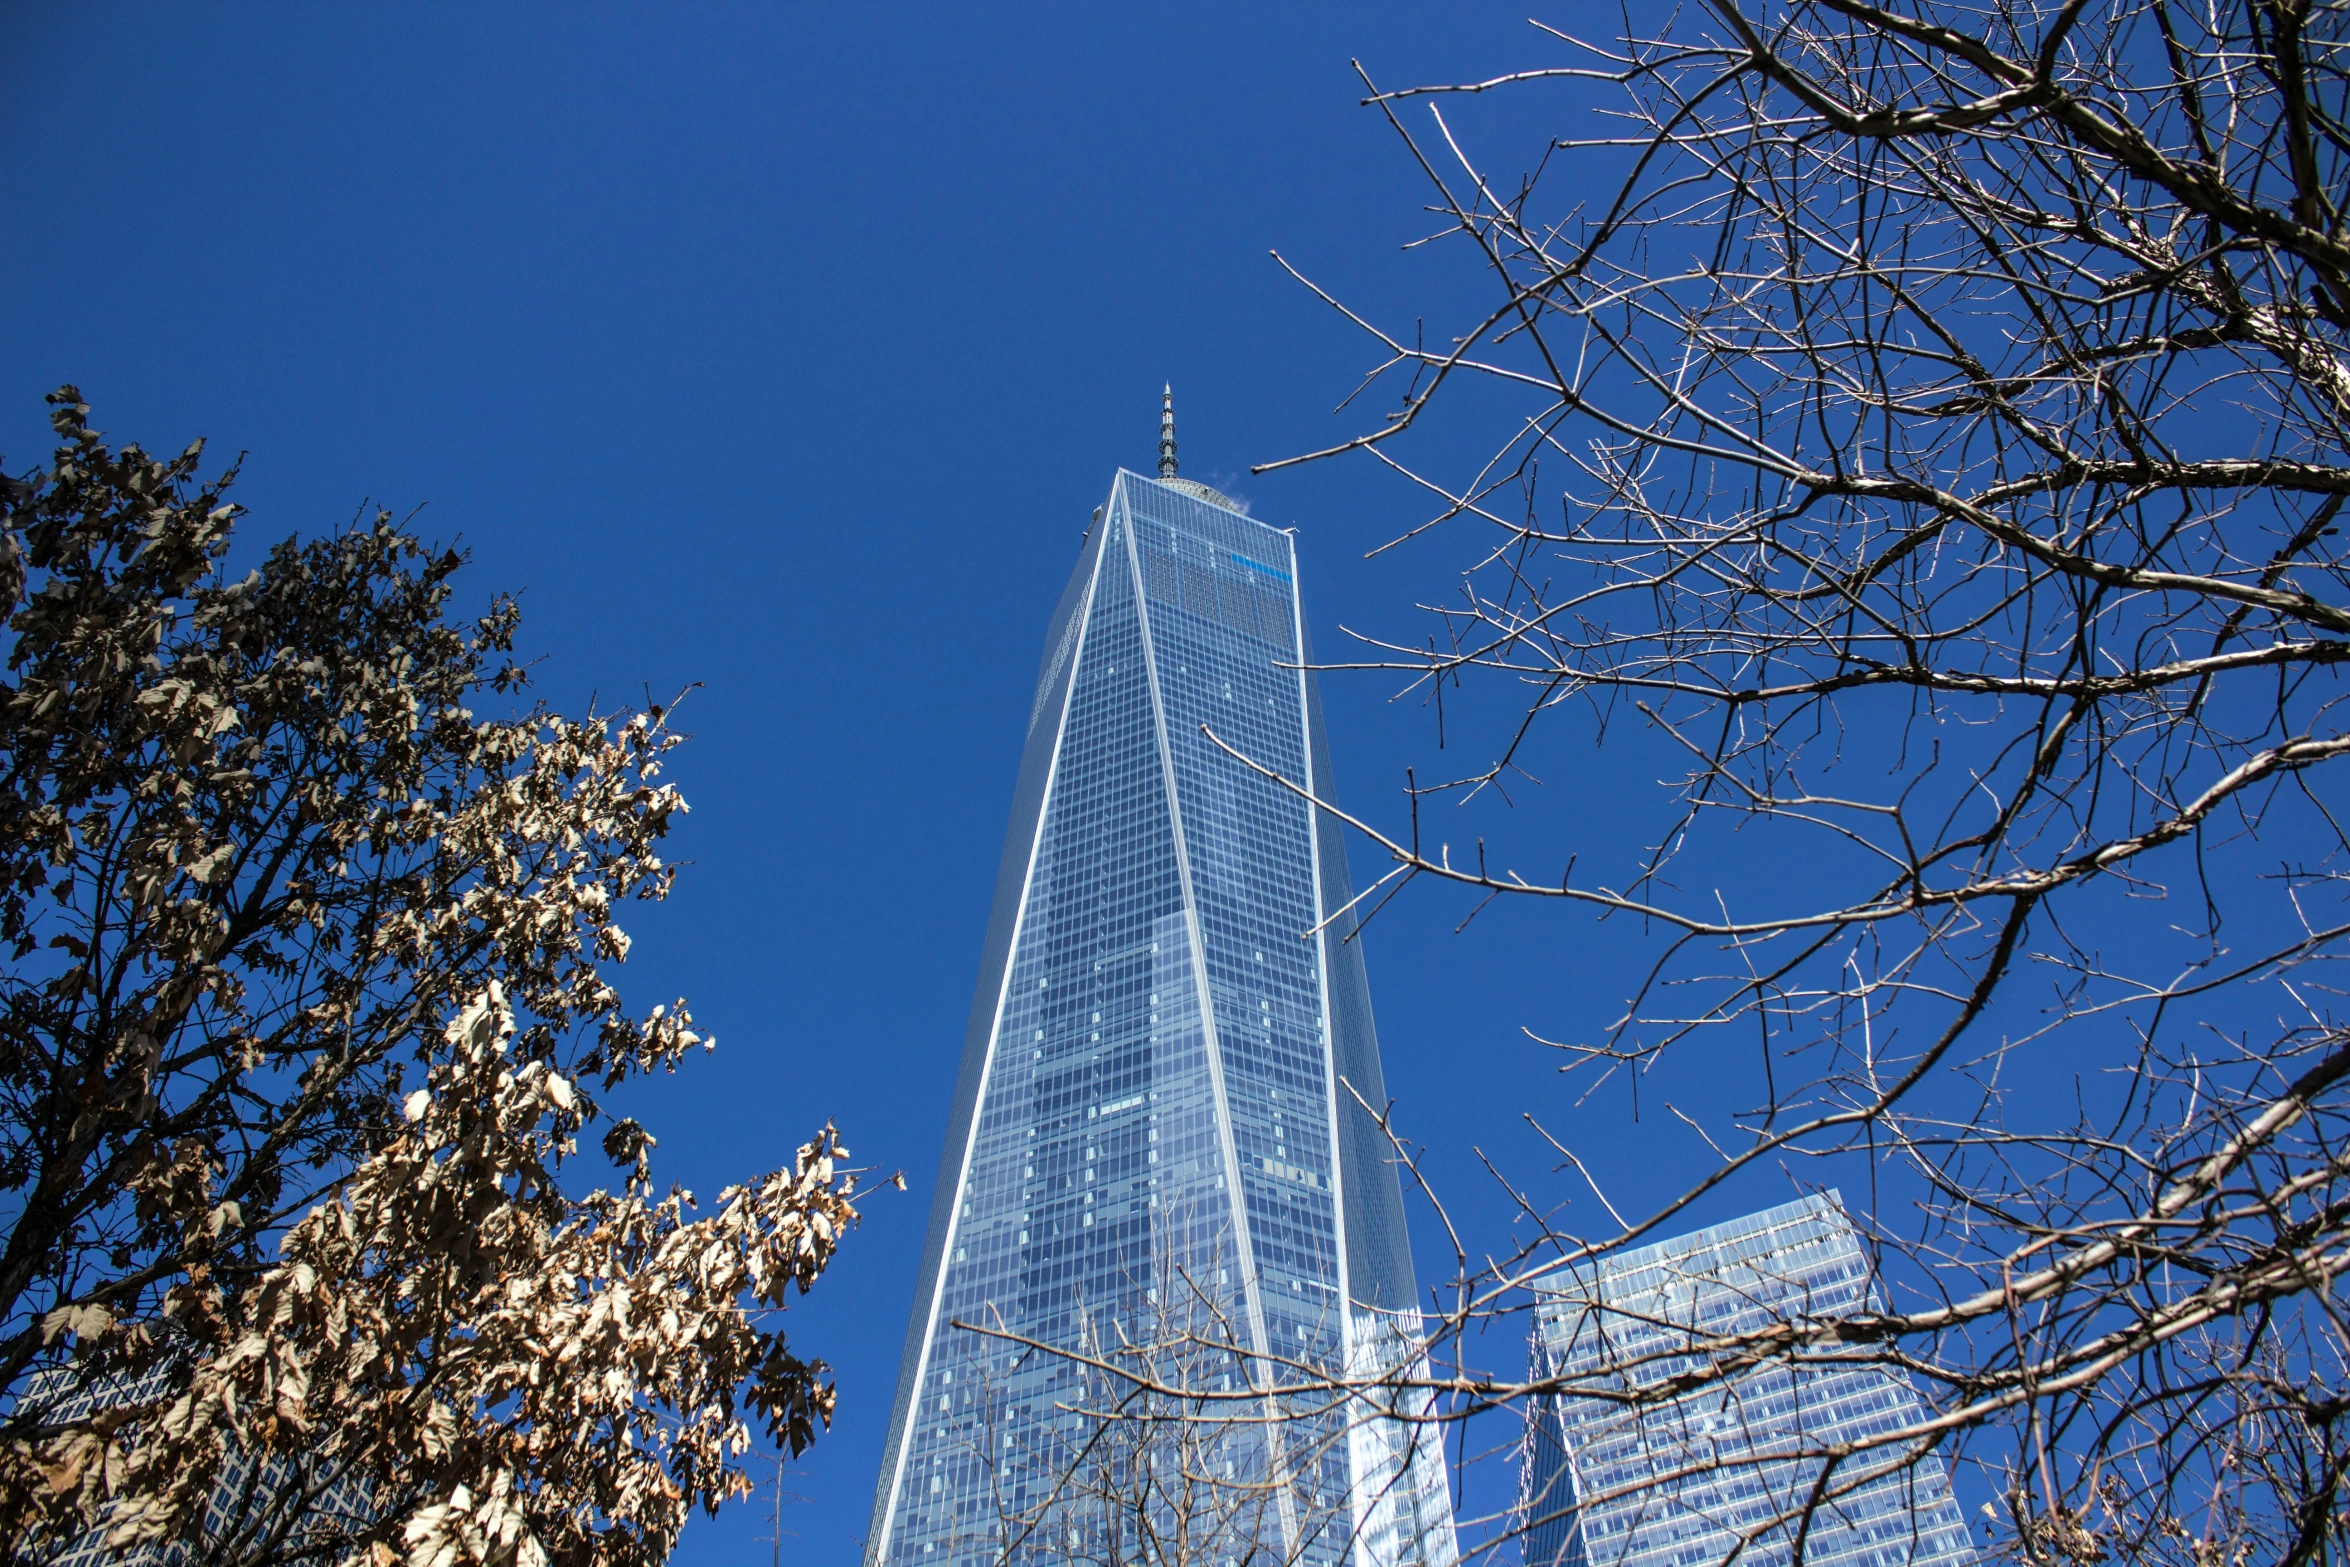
left=1138, top=549, right=1298, bottom=652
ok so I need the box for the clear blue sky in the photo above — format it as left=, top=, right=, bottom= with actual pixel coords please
left=3, top=7, right=1711, bottom=1562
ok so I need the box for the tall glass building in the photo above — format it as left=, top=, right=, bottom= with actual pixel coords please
left=867, top=407, right=1455, bottom=1567
left=1521, top=1193, right=1973, bottom=1567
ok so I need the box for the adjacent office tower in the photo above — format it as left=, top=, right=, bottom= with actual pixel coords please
left=867, top=397, right=1455, bottom=1567
left=19, top=1342, right=374, bottom=1567
left=1522, top=1193, right=1973, bottom=1567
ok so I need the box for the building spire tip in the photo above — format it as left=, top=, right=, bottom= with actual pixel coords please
left=1158, top=385, right=1179, bottom=479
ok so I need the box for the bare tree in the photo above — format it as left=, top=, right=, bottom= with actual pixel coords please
left=961, top=1214, right=1455, bottom=1567
left=0, top=392, right=872, bottom=1567
left=1002, top=1277, right=1308, bottom=1567
left=753, top=1455, right=810, bottom=1567
left=1172, top=3, right=2350, bottom=1565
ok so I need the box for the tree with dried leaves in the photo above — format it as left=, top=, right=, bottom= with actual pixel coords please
left=0, top=390, right=869, bottom=1567
left=1081, top=4, right=2350, bottom=1566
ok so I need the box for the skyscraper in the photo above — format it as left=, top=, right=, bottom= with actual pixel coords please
left=18, top=1341, right=375, bottom=1567
left=867, top=398, right=1455, bottom=1567
left=1521, top=1194, right=1974, bottom=1567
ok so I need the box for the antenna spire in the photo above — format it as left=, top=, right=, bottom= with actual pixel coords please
left=1158, top=384, right=1179, bottom=479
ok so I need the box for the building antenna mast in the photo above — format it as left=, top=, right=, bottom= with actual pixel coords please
left=1159, top=384, right=1179, bottom=478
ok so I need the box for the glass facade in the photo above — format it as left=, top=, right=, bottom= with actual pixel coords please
left=867, top=471, right=1454, bottom=1567
left=1522, top=1194, right=1973, bottom=1567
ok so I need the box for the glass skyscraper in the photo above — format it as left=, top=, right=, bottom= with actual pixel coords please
left=867, top=419, right=1455, bottom=1567
left=19, top=1342, right=375, bottom=1567
left=1521, top=1193, right=1973, bottom=1567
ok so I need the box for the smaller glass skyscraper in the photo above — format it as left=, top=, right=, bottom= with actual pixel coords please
left=1522, top=1194, right=1972, bottom=1567
left=18, top=1346, right=374, bottom=1567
